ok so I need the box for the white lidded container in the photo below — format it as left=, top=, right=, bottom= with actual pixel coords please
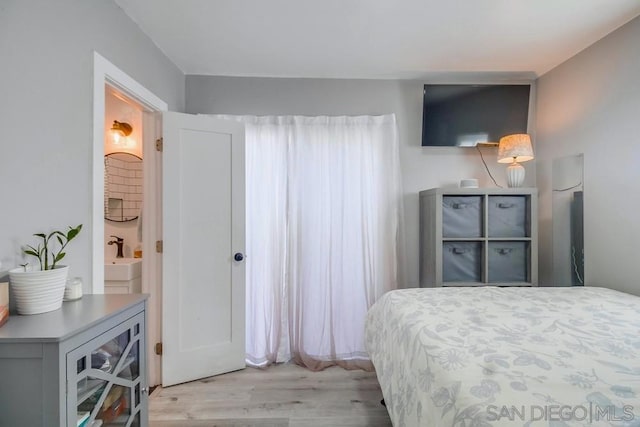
left=64, top=276, right=83, bottom=301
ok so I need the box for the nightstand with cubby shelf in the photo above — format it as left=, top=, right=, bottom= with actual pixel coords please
left=419, top=187, right=538, bottom=287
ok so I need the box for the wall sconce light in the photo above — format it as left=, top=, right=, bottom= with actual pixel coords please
left=110, top=120, right=133, bottom=145
left=497, top=133, right=534, bottom=187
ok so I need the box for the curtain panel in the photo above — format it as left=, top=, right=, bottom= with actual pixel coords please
left=215, top=114, right=403, bottom=371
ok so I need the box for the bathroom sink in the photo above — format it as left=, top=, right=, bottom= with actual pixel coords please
left=105, top=258, right=142, bottom=281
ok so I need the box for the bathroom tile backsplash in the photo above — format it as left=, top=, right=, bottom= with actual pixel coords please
left=105, top=157, right=142, bottom=221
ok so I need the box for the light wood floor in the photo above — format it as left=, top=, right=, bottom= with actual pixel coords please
left=149, top=363, right=392, bottom=426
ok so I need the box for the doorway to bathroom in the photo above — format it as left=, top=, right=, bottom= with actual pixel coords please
left=104, top=86, right=144, bottom=293
left=93, top=52, right=167, bottom=387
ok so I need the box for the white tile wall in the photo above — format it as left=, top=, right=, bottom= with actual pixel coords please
left=105, top=156, right=143, bottom=221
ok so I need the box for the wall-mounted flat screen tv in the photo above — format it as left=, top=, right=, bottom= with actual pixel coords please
left=421, top=84, right=531, bottom=147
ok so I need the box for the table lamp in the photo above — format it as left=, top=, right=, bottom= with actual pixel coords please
left=497, top=134, right=534, bottom=187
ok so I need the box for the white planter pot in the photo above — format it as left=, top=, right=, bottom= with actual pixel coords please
left=9, top=265, right=69, bottom=315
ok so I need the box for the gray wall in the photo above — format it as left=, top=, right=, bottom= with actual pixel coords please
left=536, top=16, right=640, bottom=293
left=0, top=1, right=184, bottom=283
left=186, top=76, right=536, bottom=287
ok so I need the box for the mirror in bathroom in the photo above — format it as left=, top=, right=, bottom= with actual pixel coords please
left=104, top=152, right=142, bottom=222
left=552, top=154, right=584, bottom=286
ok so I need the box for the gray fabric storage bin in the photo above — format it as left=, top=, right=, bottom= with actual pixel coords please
left=488, top=196, right=527, bottom=237
left=488, top=241, right=528, bottom=282
left=442, top=196, right=483, bottom=238
left=443, top=242, right=482, bottom=283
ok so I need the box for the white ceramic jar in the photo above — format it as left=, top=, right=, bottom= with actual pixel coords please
left=64, top=276, right=83, bottom=301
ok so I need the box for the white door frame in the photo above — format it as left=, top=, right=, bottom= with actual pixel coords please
left=92, top=51, right=168, bottom=385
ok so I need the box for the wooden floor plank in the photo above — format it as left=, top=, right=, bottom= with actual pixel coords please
left=150, top=419, right=289, bottom=427
left=149, top=363, right=392, bottom=426
left=289, top=416, right=393, bottom=427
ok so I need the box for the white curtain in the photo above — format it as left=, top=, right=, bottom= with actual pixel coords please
left=216, top=114, right=402, bottom=370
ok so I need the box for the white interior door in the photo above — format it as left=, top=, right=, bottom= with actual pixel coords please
left=162, top=112, right=245, bottom=386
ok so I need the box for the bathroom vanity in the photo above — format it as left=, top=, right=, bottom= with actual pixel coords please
left=0, top=294, right=148, bottom=426
left=105, top=258, right=142, bottom=294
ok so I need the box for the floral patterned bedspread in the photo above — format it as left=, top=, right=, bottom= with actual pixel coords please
left=365, top=286, right=640, bottom=427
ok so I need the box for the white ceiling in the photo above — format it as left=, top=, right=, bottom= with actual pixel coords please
left=115, top=0, right=640, bottom=79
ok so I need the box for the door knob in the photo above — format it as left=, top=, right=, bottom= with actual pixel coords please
left=234, top=253, right=245, bottom=262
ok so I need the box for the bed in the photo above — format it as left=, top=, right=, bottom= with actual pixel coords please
left=365, top=286, right=640, bottom=426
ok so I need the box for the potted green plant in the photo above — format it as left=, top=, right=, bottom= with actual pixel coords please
left=9, top=224, right=82, bottom=315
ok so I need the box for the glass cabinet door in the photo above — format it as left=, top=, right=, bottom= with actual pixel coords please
left=68, top=313, right=145, bottom=427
